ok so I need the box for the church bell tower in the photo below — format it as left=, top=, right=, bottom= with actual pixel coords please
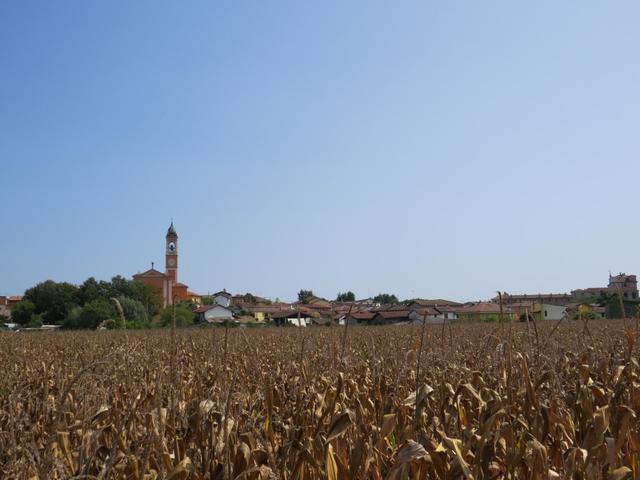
left=165, top=221, right=178, bottom=284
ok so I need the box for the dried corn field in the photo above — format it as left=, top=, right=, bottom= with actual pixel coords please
left=1, top=320, right=639, bottom=479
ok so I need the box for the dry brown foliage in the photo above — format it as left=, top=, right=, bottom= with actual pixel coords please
left=0, top=320, right=638, bottom=479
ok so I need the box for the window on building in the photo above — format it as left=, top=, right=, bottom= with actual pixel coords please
left=544, top=310, right=548, bottom=317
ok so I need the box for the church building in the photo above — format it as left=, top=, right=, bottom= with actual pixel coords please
left=133, top=222, right=200, bottom=306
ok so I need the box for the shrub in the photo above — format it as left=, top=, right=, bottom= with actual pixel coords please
left=27, top=315, right=43, bottom=328
left=11, top=300, right=36, bottom=326
left=64, top=300, right=115, bottom=329
left=117, top=296, right=148, bottom=323
left=160, top=304, right=196, bottom=327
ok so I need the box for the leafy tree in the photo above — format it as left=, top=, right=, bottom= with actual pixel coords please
left=126, top=280, right=161, bottom=316
left=373, top=293, right=399, bottom=305
left=28, top=314, right=43, bottom=328
left=74, top=277, right=102, bottom=305
left=117, top=296, right=148, bottom=323
left=65, top=306, right=82, bottom=325
left=298, top=289, right=314, bottom=304
left=64, top=300, right=114, bottom=329
left=160, top=304, right=196, bottom=327
left=11, top=300, right=36, bottom=326
left=109, top=275, right=130, bottom=296
left=80, top=276, right=161, bottom=317
left=571, top=310, right=599, bottom=321
left=242, top=293, right=257, bottom=304
left=604, top=294, right=639, bottom=319
left=336, top=291, right=355, bottom=302
left=201, top=296, right=214, bottom=305
left=24, top=280, right=79, bottom=324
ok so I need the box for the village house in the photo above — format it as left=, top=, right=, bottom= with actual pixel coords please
left=194, top=304, right=235, bottom=324
left=341, top=311, right=375, bottom=325
left=565, top=303, right=606, bottom=319
left=0, top=295, right=23, bottom=319
left=270, top=307, right=320, bottom=327
left=457, top=303, right=504, bottom=322
left=194, top=289, right=240, bottom=324
left=370, top=310, right=413, bottom=325
left=572, top=273, right=639, bottom=300
left=507, top=302, right=566, bottom=322
left=498, top=293, right=573, bottom=307
left=407, top=299, right=462, bottom=309
left=211, top=290, right=232, bottom=307
left=294, top=296, right=333, bottom=318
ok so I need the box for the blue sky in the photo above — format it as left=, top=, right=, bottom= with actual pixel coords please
left=1, top=2, right=639, bottom=302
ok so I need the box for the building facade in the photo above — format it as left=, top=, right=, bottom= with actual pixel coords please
left=572, top=273, right=639, bottom=300
left=133, top=222, right=199, bottom=307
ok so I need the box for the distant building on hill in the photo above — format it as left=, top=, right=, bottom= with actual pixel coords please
left=132, top=222, right=200, bottom=307
left=458, top=302, right=504, bottom=322
left=498, top=293, right=573, bottom=307
left=0, top=295, right=23, bottom=319
left=572, top=273, right=638, bottom=300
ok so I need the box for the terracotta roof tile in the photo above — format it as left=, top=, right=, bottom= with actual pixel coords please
left=459, top=303, right=503, bottom=314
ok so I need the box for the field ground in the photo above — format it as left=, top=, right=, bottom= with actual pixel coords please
left=1, top=320, right=638, bottom=479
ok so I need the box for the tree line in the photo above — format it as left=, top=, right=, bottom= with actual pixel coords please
left=10, top=276, right=166, bottom=329
left=299, top=290, right=399, bottom=305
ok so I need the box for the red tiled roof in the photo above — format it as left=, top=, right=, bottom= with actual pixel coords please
left=502, top=293, right=571, bottom=299
left=349, top=311, right=375, bottom=320
left=433, top=305, right=461, bottom=313
left=271, top=308, right=321, bottom=319
left=410, top=299, right=462, bottom=307
left=133, top=268, right=167, bottom=278
left=508, top=301, right=537, bottom=308
left=213, top=291, right=232, bottom=298
left=459, top=303, right=502, bottom=314
left=194, top=304, right=234, bottom=314
left=374, top=310, right=412, bottom=319
left=243, top=305, right=286, bottom=314
left=412, top=307, right=441, bottom=316
left=194, top=305, right=214, bottom=313
left=373, top=304, right=408, bottom=312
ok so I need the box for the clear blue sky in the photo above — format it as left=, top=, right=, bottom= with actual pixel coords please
left=2, top=2, right=639, bottom=302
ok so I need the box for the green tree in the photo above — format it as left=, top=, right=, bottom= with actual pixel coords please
left=298, top=289, right=314, bottom=304
left=242, top=293, right=257, bottom=304
left=127, top=280, right=161, bottom=316
left=572, top=310, right=599, bottom=321
left=117, top=296, right=148, bottom=323
left=64, top=300, right=114, bottom=329
left=65, top=306, right=82, bottom=326
left=160, top=304, right=196, bottom=327
left=373, top=293, right=399, bottom=305
left=28, top=314, right=43, bottom=328
left=74, top=277, right=102, bottom=305
left=11, top=300, right=36, bottom=326
left=336, top=291, right=355, bottom=302
left=82, top=276, right=161, bottom=317
left=24, top=280, right=79, bottom=324
left=201, top=296, right=214, bottom=305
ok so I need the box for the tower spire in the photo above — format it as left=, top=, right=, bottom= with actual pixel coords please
left=167, top=220, right=177, bottom=236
